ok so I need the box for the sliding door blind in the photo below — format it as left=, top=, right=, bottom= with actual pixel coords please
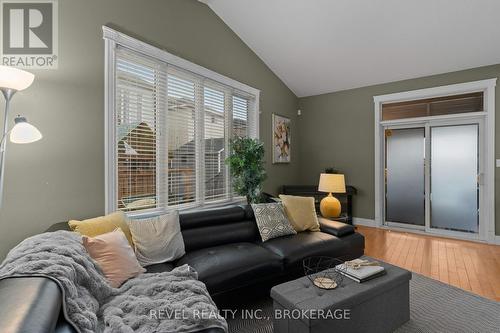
left=112, top=46, right=258, bottom=214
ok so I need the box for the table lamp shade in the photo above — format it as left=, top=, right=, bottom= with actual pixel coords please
left=318, top=173, right=346, bottom=194
left=0, top=65, right=35, bottom=91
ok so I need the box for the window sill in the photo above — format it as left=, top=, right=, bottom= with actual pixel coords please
left=125, top=196, right=247, bottom=219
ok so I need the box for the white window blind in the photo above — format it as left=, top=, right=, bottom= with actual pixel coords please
left=232, top=95, right=250, bottom=138
left=167, top=72, right=198, bottom=208
left=204, top=85, right=227, bottom=202
left=106, top=34, right=259, bottom=215
left=115, top=48, right=167, bottom=212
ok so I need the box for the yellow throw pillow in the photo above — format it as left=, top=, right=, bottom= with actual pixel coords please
left=68, top=211, right=134, bottom=246
left=278, top=195, right=320, bottom=232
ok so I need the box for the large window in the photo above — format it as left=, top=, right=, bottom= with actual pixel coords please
left=104, top=27, right=259, bottom=215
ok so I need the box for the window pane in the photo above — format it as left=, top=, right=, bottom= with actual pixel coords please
left=385, top=128, right=425, bottom=225
left=167, top=74, right=197, bottom=206
left=382, top=92, right=483, bottom=121
left=232, top=95, right=249, bottom=138
left=430, top=125, right=479, bottom=233
left=116, top=52, right=162, bottom=212
left=110, top=42, right=259, bottom=213
left=204, top=86, right=226, bottom=201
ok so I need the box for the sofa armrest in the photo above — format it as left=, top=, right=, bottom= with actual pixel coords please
left=318, top=217, right=355, bottom=237
left=46, top=221, right=71, bottom=232
left=0, top=277, right=67, bottom=333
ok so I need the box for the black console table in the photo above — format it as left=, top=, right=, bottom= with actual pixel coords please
left=280, top=185, right=357, bottom=225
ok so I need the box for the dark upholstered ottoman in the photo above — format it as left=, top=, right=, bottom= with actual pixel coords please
left=271, top=257, right=412, bottom=333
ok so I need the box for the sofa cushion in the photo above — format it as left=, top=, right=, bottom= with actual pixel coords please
left=145, top=262, right=175, bottom=274
left=260, top=231, right=363, bottom=271
left=318, top=217, right=355, bottom=237
left=181, top=220, right=259, bottom=252
left=179, top=206, right=245, bottom=229
left=179, top=206, right=260, bottom=252
left=175, top=242, right=283, bottom=295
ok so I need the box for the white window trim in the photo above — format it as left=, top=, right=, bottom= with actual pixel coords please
left=373, top=78, right=497, bottom=244
left=103, top=26, right=260, bottom=215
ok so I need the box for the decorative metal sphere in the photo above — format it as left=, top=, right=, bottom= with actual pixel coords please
left=303, top=256, right=346, bottom=290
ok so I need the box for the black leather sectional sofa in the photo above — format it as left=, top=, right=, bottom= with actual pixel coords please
left=0, top=205, right=364, bottom=333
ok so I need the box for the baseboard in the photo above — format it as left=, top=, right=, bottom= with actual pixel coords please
left=357, top=220, right=500, bottom=245
left=352, top=217, right=377, bottom=227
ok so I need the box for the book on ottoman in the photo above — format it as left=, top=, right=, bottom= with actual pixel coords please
left=335, top=261, right=386, bottom=283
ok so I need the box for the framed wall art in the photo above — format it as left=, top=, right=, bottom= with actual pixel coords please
left=272, top=113, right=291, bottom=163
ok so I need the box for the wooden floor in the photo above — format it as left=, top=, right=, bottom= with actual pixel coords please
left=356, top=226, right=500, bottom=302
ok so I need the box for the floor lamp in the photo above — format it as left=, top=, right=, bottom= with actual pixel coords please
left=0, top=65, right=42, bottom=208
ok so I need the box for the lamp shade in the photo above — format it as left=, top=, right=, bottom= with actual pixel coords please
left=0, top=65, right=35, bottom=91
left=10, top=116, right=42, bottom=144
left=318, top=173, right=346, bottom=193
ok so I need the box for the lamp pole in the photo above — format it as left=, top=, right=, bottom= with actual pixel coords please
left=0, top=88, right=16, bottom=208
left=0, top=66, right=38, bottom=209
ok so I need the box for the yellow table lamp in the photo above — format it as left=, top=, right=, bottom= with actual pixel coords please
left=318, top=173, right=346, bottom=218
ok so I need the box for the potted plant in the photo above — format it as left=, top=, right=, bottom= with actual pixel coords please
left=226, top=137, right=267, bottom=204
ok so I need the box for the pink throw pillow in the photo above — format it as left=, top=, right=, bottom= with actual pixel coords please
left=82, top=228, right=145, bottom=287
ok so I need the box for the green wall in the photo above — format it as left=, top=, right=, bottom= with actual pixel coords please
left=298, top=64, right=500, bottom=235
left=0, top=0, right=299, bottom=259
left=2, top=0, right=497, bottom=261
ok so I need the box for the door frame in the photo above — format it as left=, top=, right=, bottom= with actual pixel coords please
left=374, top=78, right=496, bottom=242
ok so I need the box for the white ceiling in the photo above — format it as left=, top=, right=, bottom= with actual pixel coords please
left=204, top=0, right=500, bottom=97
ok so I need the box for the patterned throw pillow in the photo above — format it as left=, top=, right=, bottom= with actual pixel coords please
left=251, top=203, right=297, bottom=242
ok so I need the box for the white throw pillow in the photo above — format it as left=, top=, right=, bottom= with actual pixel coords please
left=127, top=211, right=185, bottom=267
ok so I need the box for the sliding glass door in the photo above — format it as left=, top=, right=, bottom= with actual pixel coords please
left=384, top=120, right=482, bottom=236
left=385, top=127, right=425, bottom=226
left=430, top=124, right=479, bottom=233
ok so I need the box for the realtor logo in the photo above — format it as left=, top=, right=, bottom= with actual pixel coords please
left=1, top=0, right=58, bottom=69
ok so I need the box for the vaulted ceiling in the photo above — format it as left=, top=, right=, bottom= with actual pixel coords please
left=203, top=0, right=500, bottom=97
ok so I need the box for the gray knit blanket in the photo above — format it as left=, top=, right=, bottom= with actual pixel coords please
left=0, top=231, right=227, bottom=333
